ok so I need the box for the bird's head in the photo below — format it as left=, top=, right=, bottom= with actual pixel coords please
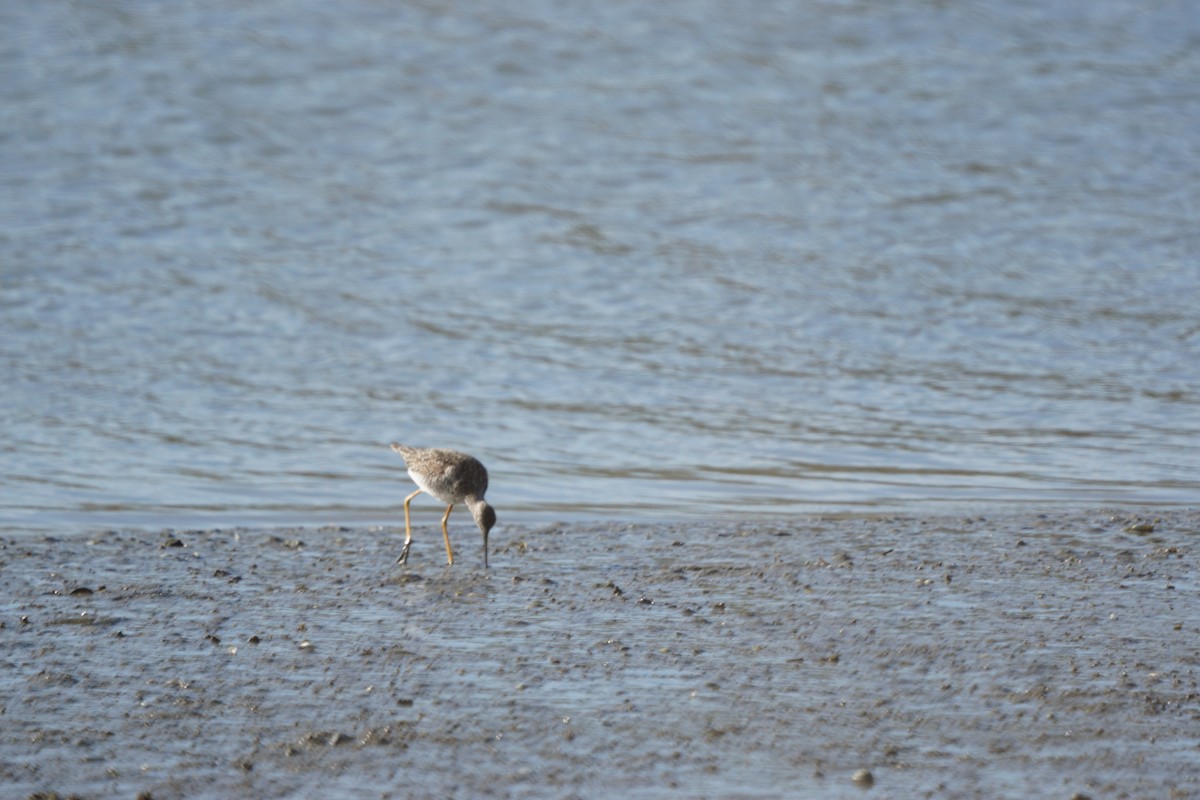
left=471, top=501, right=497, bottom=568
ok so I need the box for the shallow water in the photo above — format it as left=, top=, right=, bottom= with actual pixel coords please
left=2, top=511, right=1197, bottom=798
left=2, top=1, right=1199, bottom=533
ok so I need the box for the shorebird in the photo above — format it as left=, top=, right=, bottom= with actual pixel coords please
left=390, top=443, right=496, bottom=567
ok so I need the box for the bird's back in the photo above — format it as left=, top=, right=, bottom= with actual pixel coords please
left=392, top=444, right=489, bottom=503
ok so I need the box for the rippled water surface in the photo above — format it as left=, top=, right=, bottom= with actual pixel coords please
left=2, top=0, right=1198, bottom=533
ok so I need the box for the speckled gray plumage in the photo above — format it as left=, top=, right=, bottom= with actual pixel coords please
left=391, top=444, right=489, bottom=504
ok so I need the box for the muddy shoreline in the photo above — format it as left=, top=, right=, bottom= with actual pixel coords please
left=2, top=510, right=1198, bottom=798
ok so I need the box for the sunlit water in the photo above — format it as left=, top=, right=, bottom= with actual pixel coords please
left=2, top=0, right=1198, bottom=534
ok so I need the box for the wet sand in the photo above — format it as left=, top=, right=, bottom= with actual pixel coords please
left=2, top=510, right=1198, bottom=799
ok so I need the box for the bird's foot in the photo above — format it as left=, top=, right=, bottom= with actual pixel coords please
left=397, top=543, right=411, bottom=565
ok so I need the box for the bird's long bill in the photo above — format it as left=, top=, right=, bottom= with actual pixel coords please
left=483, top=529, right=489, bottom=568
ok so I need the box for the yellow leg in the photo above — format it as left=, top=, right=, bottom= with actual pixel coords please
left=399, top=489, right=423, bottom=564
left=441, top=504, right=455, bottom=565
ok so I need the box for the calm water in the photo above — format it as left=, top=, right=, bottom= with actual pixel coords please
left=2, top=0, right=1198, bottom=534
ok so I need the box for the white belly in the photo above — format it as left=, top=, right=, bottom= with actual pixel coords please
left=409, top=468, right=451, bottom=504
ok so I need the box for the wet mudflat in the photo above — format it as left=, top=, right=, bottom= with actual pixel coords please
left=2, top=510, right=1198, bottom=799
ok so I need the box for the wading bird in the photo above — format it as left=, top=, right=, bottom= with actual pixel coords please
left=390, top=443, right=496, bottom=567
